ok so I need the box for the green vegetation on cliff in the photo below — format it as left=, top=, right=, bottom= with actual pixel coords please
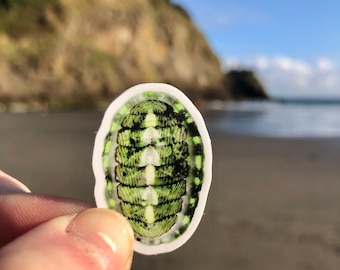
left=0, top=0, right=61, bottom=37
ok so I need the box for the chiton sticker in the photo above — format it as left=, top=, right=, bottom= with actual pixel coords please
left=93, top=83, right=212, bottom=255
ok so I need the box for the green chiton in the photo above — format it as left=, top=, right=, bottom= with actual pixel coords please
left=93, top=83, right=212, bottom=255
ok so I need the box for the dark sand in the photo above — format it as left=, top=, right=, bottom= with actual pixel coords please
left=1, top=112, right=340, bottom=270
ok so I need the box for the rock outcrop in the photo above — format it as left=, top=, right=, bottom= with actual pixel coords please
left=0, top=0, right=226, bottom=110
left=224, top=70, right=269, bottom=100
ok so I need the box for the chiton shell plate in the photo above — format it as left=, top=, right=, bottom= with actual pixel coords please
left=93, top=83, right=212, bottom=255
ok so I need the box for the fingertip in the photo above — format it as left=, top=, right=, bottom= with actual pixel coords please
left=67, top=208, right=134, bottom=269
left=0, top=170, right=31, bottom=194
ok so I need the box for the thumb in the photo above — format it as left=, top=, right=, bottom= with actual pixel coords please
left=0, top=208, right=134, bottom=270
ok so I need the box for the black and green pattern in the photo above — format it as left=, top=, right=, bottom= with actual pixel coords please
left=102, top=92, right=205, bottom=245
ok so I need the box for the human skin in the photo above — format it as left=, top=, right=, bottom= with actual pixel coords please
left=0, top=170, right=134, bottom=270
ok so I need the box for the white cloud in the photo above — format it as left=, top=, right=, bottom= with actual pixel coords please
left=223, top=55, right=340, bottom=98
left=316, top=58, right=334, bottom=71
left=222, top=57, right=240, bottom=70
left=272, top=56, right=311, bottom=75
left=255, top=56, right=270, bottom=70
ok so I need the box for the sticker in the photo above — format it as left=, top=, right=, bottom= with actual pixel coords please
left=93, top=83, right=212, bottom=255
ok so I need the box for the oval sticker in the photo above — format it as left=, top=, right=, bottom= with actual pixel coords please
left=93, top=83, right=212, bottom=255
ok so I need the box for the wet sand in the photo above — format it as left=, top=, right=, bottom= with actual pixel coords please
left=1, top=112, right=340, bottom=270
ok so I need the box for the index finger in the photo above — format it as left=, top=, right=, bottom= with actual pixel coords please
left=0, top=171, right=93, bottom=247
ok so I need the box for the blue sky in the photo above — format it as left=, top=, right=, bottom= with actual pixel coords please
left=172, top=0, right=340, bottom=98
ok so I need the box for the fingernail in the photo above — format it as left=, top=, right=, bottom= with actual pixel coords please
left=0, top=170, right=31, bottom=194
left=66, top=208, right=134, bottom=270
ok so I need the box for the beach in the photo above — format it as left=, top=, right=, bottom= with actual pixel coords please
left=1, top=112, right=340, bottom=270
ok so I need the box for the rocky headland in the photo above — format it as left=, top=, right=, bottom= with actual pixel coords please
left=0, top=0, right=267, bottom=111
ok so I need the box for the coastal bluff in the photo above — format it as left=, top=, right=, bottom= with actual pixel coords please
left=0, top=0, right=267, bottom=110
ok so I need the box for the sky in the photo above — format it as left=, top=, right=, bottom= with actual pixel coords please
left=172, top=0, right=340, bottom=98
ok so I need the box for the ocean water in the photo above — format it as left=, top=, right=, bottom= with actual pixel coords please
left=204, top=99, right=340, bottom=138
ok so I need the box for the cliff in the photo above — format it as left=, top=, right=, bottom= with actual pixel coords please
left=0, top=0, right=226, bottom=110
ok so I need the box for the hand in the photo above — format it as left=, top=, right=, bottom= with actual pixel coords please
left=0, top=170, right=134, bottom=270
